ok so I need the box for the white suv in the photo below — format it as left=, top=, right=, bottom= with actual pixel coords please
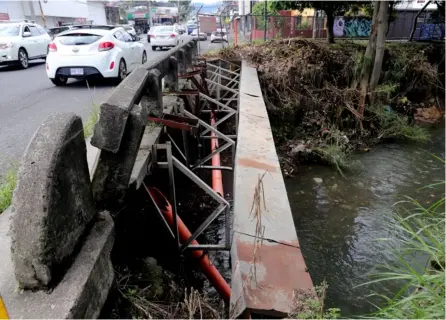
left=0, top=20, right=52, bottom=69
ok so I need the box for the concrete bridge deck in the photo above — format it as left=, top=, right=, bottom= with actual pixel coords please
left=230, top=62, right=313, bottom=318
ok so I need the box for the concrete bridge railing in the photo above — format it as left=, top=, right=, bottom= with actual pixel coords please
left=0, top=38, right=199, bottom=319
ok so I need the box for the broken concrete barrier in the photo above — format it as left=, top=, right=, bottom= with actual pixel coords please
left=0, top=113, right=115, bottom=318
left=10, top=113, right=96, bottom=289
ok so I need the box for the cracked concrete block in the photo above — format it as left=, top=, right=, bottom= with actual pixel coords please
left=91, top=67, right=150, bottom=153
left=10, top=113, right=95, bottom=290
left=140, top=69, right=163, bottom=118
left=92, top=104, right=148, bottom=209
left=164, top=56, right=179, bottom=92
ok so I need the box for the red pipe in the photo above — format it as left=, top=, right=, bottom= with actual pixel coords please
left=210, top=113, right=224, bottom=197
left=146, top=186, right=231, bottom=302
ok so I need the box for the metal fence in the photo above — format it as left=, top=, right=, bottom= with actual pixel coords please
left=229, top=12, right=445, bottom=45
left=232, top=15, right=326, bottom=44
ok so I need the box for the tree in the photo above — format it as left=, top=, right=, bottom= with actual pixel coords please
left=169, top=0, right=192, bottom=22
left=355, top=1, right=390, bottom=119
left=272, top=1, right=367, bottom=43
left=252, top=1, right=278, bottom=30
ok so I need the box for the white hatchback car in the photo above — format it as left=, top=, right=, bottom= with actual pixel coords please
left=150, top=26, right=181, bottom=51
left=210, top=29, right=228, bottom=43
left=0, top=20, right=51, bottom=69
left=46, top=25, right=147, bottom=86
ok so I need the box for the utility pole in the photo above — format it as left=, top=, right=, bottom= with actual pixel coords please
left=148, top=1, right=152, bottom=28
left=263, top=0, right=267, bottom=41
left=38, top=0, right=46, bottom=27
left=312, top=9, right=317, bottom=39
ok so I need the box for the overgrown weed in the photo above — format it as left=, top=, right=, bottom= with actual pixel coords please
left=364, top=186, right=445, bottom=319
left=0, top=165, right=18, bottom=214
left=370, top=105, right=431, bottom=143
left=111, top=262, right=225, bottom=319
left=288, top=281, right=341, bottom=319
left=83, top=103, right=100, bottom=138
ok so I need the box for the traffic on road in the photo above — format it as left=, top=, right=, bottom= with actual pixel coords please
left=0, top=19, right=226, bottom=174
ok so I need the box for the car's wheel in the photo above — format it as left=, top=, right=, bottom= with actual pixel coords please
left=117, top=59, right=127, bottom=82
left=142, top=51, right=147, bottom=64
left=152, top=46, right=157, bottom=51
left=50, top=75, right=68, bottom=86
left=18, top=48, right=29, bottom=69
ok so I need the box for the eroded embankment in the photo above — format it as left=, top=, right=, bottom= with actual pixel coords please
left=205, top=39, right=445, bottom=173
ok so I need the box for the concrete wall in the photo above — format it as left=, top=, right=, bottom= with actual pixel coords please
left=0, top=1, right=25, bottom=20
left=35, top=0, right=89, bottom=19
left=87, top=1, right=107, bottom=25
left=0, top=0, right=106, bottom=27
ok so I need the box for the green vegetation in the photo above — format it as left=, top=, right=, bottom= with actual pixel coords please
left=289, top=281, right=341, bottom=319
left=366, top=184, right=445, bottom=319
left=0, top=166, right=18, bottom=214
left=83, top=103, right=100, bottom=138
left=371, top=105, right=430, bottom=143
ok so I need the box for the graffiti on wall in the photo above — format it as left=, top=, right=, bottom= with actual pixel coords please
left=417, top=23, right=445, bottom=40
left=333, top=17, right=372, bottom=38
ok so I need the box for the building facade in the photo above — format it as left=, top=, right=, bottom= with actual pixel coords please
left=0, top=0, right=106, bottom=28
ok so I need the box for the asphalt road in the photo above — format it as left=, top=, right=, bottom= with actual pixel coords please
left=0, top=38, right=222, bottom=176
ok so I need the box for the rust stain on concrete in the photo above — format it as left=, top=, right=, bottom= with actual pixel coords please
left=237, top=157, right=277, bottom=172
left=234, top=237, right=314, bottom=316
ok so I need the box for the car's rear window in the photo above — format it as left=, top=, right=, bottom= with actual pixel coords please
left=156, top=26, right=174, bottom=33
left=50, top=27, right=69, bottom=34
left=58, top=33, right=102, bottom=45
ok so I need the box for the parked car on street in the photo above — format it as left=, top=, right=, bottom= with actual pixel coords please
left=46, top=25, right=147, bottom=86
left=147, top=24, right=163, bottom=42
left=49, top=26, right=75, bottom=39
left=121, top=25, right=137, bottom=38
left=191, top=28, right=207, bottom=41
left=210, top=29, right=228, bottom=43
left=150, top=26, right=181, bottom=51
left=0, top=20, right=52, bottom=69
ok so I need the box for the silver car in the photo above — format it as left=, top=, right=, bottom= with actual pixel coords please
left=191, top=28, right=207, bottom=41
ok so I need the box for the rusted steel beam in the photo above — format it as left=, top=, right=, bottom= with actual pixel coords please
left=148, top=114, right=199, bottom=133
left=178, top=68, right=202, bottom=79
left=163, top=89, right=199, bottom=96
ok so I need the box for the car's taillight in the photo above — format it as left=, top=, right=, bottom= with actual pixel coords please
left=169, top=34, right=176, bottom=38
left=98, top=41, right=114, bottom=52
left=48, top=42, right=57, bottom=52
left=150, top=34, right=156, bottom=38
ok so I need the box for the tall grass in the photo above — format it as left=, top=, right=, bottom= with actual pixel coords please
left=0, top=166, right=18, bottom=214
left=370, top=105, right=431, bottom=143
left=365, top=181, right=445, bottom=318
left=83, top=103, right=100, bottom=138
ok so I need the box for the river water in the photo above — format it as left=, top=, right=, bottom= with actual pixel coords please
left=285, top=125, right=445, bottom=317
